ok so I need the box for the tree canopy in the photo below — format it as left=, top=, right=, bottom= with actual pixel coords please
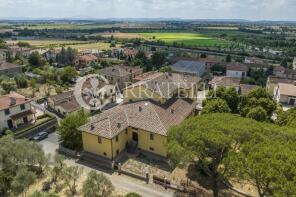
left=29, top=51, right=46, bottom=67
left=125, top=192, right=142, bottom=197
left=56, top=47, right=78, bottom=66
left=0, top=135, right=48, bottom=196
left=276, top=107, right=296, bottom=128
left=208, top=87, right=240, bottom=113
left=58, top=110, right=88, bottom=150
left=240, top=87, right=277, bottom=121
left=167, top=113, right=296, bottom=197
left=151, top=52, right=166, bottom=70
left=82, top=170, right=114, bottom=197
left=246, top=106, right=268, bottom=122
left=202, top=98, right=231, bottom=114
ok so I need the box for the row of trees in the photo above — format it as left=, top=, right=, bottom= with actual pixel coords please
left=29, top=46, right=77, bottom=68
left=202, top=87, right=277, bottom=122
left=30, top=154, right=141, bottom=197
left=0, top=74, right=38, bottom=94
left=0, top=134, right=142, bottom=197
left=131, top=51, right=167, bottom=71
left=55, top=47, right=78, bottom=66
left=32, top=65, right=78, bottom=85
left=0, top=65, right=77, bottom=95
left=167, top=113, right=296, bottom=197
left=39, top=154, right=114, bottom=197
left=0, top=135, right=48, bottom=196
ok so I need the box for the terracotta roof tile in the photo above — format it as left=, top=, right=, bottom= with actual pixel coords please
left=0, top=62, right=22, bottom=71
left=227, top=63, right=249, bottom=72
left=99, top=65, right=143, bottom=77
left=268, top=77, right=294, bottom=84
left=209, top=76, right=240, bottom=87
left=79, top=98, right=195, bottom=139
left=79, top=54, right=98, bottom=61
left=0, top=92, right=30, bottom=111
left=127, top=73, right=200, bottom=98
left=278, top=83, right=296, bottom=97
left=240, top=84, right=259, bottom=95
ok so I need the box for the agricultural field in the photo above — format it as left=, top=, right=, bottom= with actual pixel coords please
left=199, top=26, right=239, bottom=30
left=6, top=40, right=112, bottom=51
left=6, top=39, right=87, bottom=49
left=106, top=32, right=230, bottom=47
left=68, top=42, right=112, bottom=51
left=139, top=32, right=230, bottom=47
left=101, top=32, right=143, bottom=39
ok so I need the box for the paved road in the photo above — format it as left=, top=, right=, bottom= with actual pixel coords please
left=38, top=132, right=174, bottom=197
left=68, top=159, right=175, bottom=197
left=38, top=132, right=59, bottom=160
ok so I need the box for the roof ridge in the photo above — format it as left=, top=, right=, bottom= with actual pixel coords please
left=150, top=103, right=167, bottom=133
left=122, top=107, right=130, bottom=125
left=107, top=116, right=112, bottom=138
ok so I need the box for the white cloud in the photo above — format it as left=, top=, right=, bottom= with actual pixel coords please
left=0, top=0, right=295, bottom=20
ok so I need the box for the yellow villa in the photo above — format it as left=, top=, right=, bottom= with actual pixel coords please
left=79, top=72, right=200, bottom=160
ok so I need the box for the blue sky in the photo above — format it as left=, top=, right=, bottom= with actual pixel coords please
left=0, top=0, right=295, bottom=20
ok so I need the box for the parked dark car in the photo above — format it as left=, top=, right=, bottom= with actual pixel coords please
left=32, top=132, right=48, bottom=141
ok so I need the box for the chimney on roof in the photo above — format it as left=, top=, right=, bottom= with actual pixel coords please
left=139, top=106, right=142, bottom=112
left=10, top=97, right=16, bottom=106
left=90, top=124, right=95, bottom=130
left=165, top=73, right=169, bottom=79
left=170, top=108, right=175, bottom=114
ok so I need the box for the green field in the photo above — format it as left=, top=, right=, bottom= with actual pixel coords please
left=7, top=40, right=87, bottom=48
left=137, top=33, right=229, bottom=47
left=6, top=40, right=111, bottom=51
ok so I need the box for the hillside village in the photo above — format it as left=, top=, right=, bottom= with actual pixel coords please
left=1, top=19, right=296, bottom=197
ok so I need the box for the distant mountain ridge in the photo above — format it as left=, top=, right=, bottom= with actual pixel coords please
left=0, top=18, right=296, bottom=24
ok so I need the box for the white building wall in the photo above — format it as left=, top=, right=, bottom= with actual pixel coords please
left=0, top=103, right=31, bottom=130
left=293, top=57, right=296, bottom=70
left=226, top=70, right=246, bottom=78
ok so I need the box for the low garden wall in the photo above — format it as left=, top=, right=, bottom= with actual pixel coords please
left=15, top=115, right=58, bottom=139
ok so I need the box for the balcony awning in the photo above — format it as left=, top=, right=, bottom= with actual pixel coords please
left=10, top=109, right=36, bottom=120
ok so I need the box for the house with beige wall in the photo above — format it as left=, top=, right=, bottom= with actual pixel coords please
left=226, top=63, right=248, bottom=79
left=75, top=54, right=99, bottom=69
left=48, top=91, right=81, bottom=116
left=79, top=98, right=195, bottom=160
left=0, top=92, right=36, bottom=131
left=274, top=83, right=296, bottom=106
left=79, top=72, right=200, bottom=161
